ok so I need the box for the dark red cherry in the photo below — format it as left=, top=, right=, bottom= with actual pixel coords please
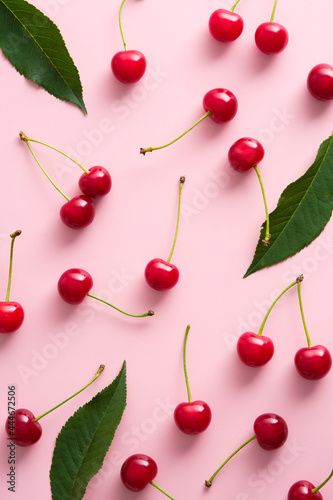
left=254, top=413, right=288, bottom=450
left=237, top=332, right=274, bottom=367
left=307, top=64, right=333, bottom=101
left=78, top=166, right=112, bottom=198
left=0, top=302, right=24, bottom=334
left=60, top=195, right=95, bottom=229
left=121, top=454, right=158, bottom=492
left=58, top=268, right=93, bottom=304
left=174, top=401, right=212, bottom=435
left=228, top=137, right=265, bottom=172
left=255, top=22, right=289, bottom=54
left=144, top=258, right=179, bottom=291
left=209, top=9, right=244, bottom=43
left=111, top=50, right=147, bottom=84
left=203, top=88, right=238, bottom=123
left=288, top=480, right=322, bottom=500
left=6, top=409, right=42, bottom=447
left=294, top=345, right=332, bottom=380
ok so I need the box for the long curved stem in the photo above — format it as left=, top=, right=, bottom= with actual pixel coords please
left=297, top=279, right=312, bottom=347
left=205, top=435, right=256, bottom=487
left=183, top=325, right=192, bottom=403
left=230, top=0, right=241, bottom=12
left=87, top=293, right=155, bottom=318
left=150, top=481, right=175, bottom=499
left=257, top=276, right=302, bottom=336
left=140, top=111, right=212, bottom=155
left=19, top=132, right=70, bottom=201
left=253, top=165, right=270, bottom=245
left=119, top=0, right=127, bottom=50
left=313, top=469, right=333, bottom=493
left=34, top=365, right=104, bottom=421
left=270, top=0, right=278, bottom=22
left=5, top=231, right=22, bottom=302
left=167, top=177, right=185, bottom=263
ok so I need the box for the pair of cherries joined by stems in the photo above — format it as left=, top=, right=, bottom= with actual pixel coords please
left=5, top=365, right=104, bottom=446
left=209, top=0, right=289, bottom=55
left=20, top=132, right=111, bottom=230
left=237, top=275, right=332, bottom=380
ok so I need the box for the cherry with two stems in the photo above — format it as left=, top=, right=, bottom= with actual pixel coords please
left=111, top=0, right=146, bottom=84
left=140, top=88, right=238, bottom=155
left=121, top=454, right=175, bottom=499
left=228, top=137, right=271, bottom=245
left=20, top=132, right=95, bottom=229
left=174, top=325, right=212, bottom=434
left=288, top=468, right=333, bottom=500
left=209, top=0, right=244, bottom=43
left=237, top=276, right=302, bottom=367
left=0, top=231, right=24, bottom=334
left=295, top=278, right=332, bottom=380
left=255, top=0, right=289, bottom=55
left=5, top=365, right=104, bottom=446
left=307, top=64, right=333, bottom=101
left=145, top=177, right=185, bottom=291
left=205, top=413, right=288, bottom=488
left=58, top=268, right=155, bottom=318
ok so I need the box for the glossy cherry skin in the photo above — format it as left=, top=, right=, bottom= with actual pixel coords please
left=288, top=480, right=322, bottom=500
left=203, top=88, right=238, bottom=124
left=174, top=401, right=212, bottom=435
left=254, top=413, right=288, bottom=450
left=228, top=137, right=265, bottom=173
left=121, top=454, right=158, bottom=491
left=208, top=9, right=244, bottom=43
left=60, top=195, right=95, bottom=229
left=307, top=64, right=333, bottom=101
left=0, top=302, right=24, bottom=334
left=255, top=22, right=289, bottom=55
left=58, top=268, right=93, bottom=304
left=5, top=409, right=42, bottom=447
left=111, top=50, right=147, bottom=84
left=144, top=258, right=179, bottom=291
left=294, top=345, right=332, bottom=380
left=237, top=332, right=274, bottom=367
left=78, top=166, right=112, bottom=198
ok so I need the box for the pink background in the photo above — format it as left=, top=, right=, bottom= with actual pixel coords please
left=1, top=0, right=333, bottom=498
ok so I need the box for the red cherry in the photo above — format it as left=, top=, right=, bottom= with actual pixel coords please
left=209, top=9, right=244, bottom=43
left=58, top=268, right=93, bottom=304
left=78, top=166, right=112, bottom=198
left=228, top=137, right=265, bottom=173
left=174, top=401, right=212, bottom=435
left=0, top=302, right=24, bottom=334
left=288, top=480, right=323, bottom=500
left=60, top=195, right=95, bottom=229
left=237, top=332, right=274, bottom=367
left=254, top=413, right=288, bottom=450
left=294, top=345, right=332, bottom=380
left=5, top=409, right=42, bottom=447
left=255, top=22, right=289, bottom=54
left=145, top=258, right=179, bottom=291
left=121, top=454, right=158, bottom=491
left=307, top=64, right=333, bottom=101
left=203, top=88, right=238, bottom=123
left=111, top=50, right=146, bottom=84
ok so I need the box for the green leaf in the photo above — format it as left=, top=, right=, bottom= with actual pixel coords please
left=0, top=0, right=86, bottom=113
left=244, top=134, right=333, bottom=278
left=50, top=361, right=127, bottom=500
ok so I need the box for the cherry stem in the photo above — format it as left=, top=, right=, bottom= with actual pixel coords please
left=183, top=325, right=192, bottom=403
left=150, top=481, right=175, bottom=499
left=253, top=165, right=270, bottom=245
left=313, top=468, right=333, bottom=493
left=34, top=365, right=104, bottom=422
left=205, top=435, right=256, bottom=487
left=87, top=292, right=155, bottom=318
left=270, top=0, right=278, bottom=22
left=21, top=135, right=89, bottom=174
left=297, top=278, right=312, bottom=348
left=19, top=132, right=70, bottom=202
left=230, top=0, right=241, bottom=12
left=119, top=0, right=127, bottom=51
left=167, top=176, right=185, bottom=264
left=140, top=110, right=212, bottom=155
left=257, top=276, right=302, bottom=337
left=5, top=230, right=22, bottom=302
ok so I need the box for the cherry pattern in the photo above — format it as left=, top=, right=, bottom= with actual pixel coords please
left=209, top=0, right=244, bottom=43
